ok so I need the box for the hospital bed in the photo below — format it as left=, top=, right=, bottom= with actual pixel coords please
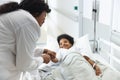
left=35, top=34, right=120, bottom=80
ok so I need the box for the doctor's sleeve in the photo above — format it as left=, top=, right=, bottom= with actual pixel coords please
left=15, top=25, right=43, bottom=72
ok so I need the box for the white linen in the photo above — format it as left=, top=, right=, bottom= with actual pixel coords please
left=59, top=50, right=97, bottom=80
left=39, top=48, right=98, bottom=80
left=0, top=9, right=43, bottom=80
left=95, top=60, right=120, bottom=80
left=74, top=34, right=93, bottom=58
left=39, top=48, right=120, bottom=80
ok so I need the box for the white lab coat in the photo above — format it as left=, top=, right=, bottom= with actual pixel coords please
left=0, top=9, right=44, bottom=80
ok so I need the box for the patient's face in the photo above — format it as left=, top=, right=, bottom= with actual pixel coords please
left=59, top=38, right=72, bottom=49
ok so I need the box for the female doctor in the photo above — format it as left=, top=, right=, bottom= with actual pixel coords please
left=0, top=0, right=56, bottom=80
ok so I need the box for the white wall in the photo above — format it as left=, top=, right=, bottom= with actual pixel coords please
left=83, top=0, right=112, bottom=40
left=47, top=0, right=83, bottom=38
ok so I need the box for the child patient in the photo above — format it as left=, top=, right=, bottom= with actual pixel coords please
left=47, top=34, right=101, bottom=76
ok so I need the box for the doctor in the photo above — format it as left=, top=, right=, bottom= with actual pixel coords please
left=0, top=0, right=55, bottom=80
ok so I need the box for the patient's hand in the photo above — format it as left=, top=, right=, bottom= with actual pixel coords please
left=47, top=51, right=58, bottom=63
left=44, top=49, right=56, bottom=59
left=41, top=54, right=51, bottom=64
left=51, top=58, right=58, bottom=63
left=43, top=49, right=58, bottom=63
left=94, top=65, right=102, bottom=76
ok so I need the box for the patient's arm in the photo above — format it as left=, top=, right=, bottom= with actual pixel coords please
left=83, top=55, right=102, bottom=76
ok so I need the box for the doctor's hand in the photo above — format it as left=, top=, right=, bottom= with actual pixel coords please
left=41, top=54, right=51, bottom=64
left=43, top=49, right=58, bottom=63
left=46, top=51, right=58, bottom=63
left=44, top=49, right=56, bottom=59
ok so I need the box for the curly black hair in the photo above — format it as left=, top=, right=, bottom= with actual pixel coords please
left=19, top=0, right=51, bottom=17
left=57, top=34, right=74, bottom=46
left=0, top=0, right=51, bottom=16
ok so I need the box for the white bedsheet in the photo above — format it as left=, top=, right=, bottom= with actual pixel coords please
left=59, top=53, right=98, bottom=80
left=40, top=52, right=98, bottom=80
left=39, top=52, right=120, bottom=80
left=26, top=52, right=120, bottom=80
left=92, top=53, right=120, bottom=80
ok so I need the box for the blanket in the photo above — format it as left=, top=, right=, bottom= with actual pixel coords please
left=21, top=48, right=120, bottom=80
left=59, top=52, right=98, bottom=80
left=37, top=51, right=120, bottom=80
left=41, top=52, right=98, bottom=80
left=95, top=60, right=120, bottom=80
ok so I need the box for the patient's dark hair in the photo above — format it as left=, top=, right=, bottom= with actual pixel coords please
left=57, top=34, right=74, bottom=46
left=0, top=0, right=51, bottom=16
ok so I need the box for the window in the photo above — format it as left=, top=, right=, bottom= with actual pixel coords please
left=112, top=0, right=120, bottom=32
left=99, top=0, right=112, bottom=25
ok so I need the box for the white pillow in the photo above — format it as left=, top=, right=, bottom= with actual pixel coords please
left=73, top=34, right=93, bottom=58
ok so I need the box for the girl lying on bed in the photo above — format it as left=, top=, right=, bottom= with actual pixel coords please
left=35, top=34, right=120, bottom=80
left=55, top=34, right=101, bottom=76
left=38, top=34, right=101, bottom=75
